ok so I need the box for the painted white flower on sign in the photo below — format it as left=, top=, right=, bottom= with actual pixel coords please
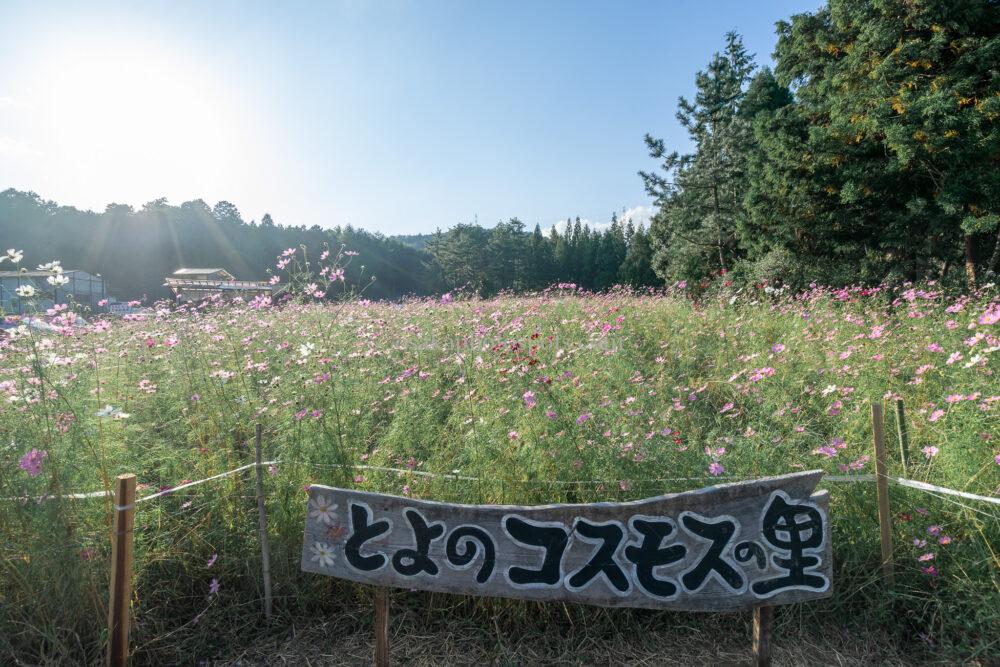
left=310, top=541, right=336, bottom=568
left=308, top=495, right=338, bottom=525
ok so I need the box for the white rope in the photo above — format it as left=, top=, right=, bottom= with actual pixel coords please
left=116, top=461, right=280, bottom=510
left=4, top=462, right=998, bottom=506
left=891, top=477, right=1000, bottom=506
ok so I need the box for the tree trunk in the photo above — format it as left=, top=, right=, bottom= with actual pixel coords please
left=964, top=233, right=977, bottom=290
left=987, top=228, right=1000, bottom=276
left=713, top=183, right=726, bottom=272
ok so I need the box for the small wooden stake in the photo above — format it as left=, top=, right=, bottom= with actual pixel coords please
left=107, top=474, right=136, bottom=667
left=374, top=586, right=389, bottom=667
left=872, top=402, right=894, bottom=584
left=253, top=424, right=274, bottom=620
left=752, top=605, right=773, bottom=667
left=894, top=399, right=910, bottom=474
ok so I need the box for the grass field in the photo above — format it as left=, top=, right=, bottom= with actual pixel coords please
left=2, top=279, right=999, bottom=664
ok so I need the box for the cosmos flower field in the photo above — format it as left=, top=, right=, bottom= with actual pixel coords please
left=2, top=280, right=999, bottom=663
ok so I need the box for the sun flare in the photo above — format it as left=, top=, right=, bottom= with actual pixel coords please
left=36, top=41, right=239, bottom=199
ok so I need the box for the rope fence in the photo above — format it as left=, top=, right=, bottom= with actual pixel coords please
left=3, top=461, right=998, bottom=506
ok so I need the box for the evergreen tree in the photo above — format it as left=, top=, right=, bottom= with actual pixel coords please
left=745, top=0, right=1000, bottom=287
left=641, top=32, right=757, bottom=282
left=620, top=224, right=659, bottom=288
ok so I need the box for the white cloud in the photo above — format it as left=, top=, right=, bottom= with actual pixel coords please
left=0, top=95, right=34, bottom=112
left=544, top=205, right=655, bottom=235
left=619, top=205, right=654, bottom=229
left=0, top=135, right=41, bottom=158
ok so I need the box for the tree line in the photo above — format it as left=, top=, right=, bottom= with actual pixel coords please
left=0, top=189, right=657, bottom=301
left=641, top=0, right=1000, bottom=289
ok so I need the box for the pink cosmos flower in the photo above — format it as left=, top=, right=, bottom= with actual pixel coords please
left=18, top=449, right=47, bottom=477
left=523, top=391, right=537, bottom=409
left=719, top=402, right=734, bottom=414
left=922, top=446, right=939, bottom=459
left=576, top=413, right=591, bottom=425
left=708, top=462, right=725, bottom=476
left=928, top=410, right=944, bottom=423
left=978, top=304, right=1000, bottom=325
left=207, top=554, right=218, bottom=568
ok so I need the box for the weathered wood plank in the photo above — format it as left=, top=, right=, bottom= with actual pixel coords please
left=301, top=471, right=832, bottom=611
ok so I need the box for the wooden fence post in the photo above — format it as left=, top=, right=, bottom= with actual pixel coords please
left=107, top=474, right=136, bottom=667
left=374, top=587, right=389, bottom=667
left=894, top=399, right=910, bottom=474
left=752, top=605, right=773, bottom=667
left=253, top=424, right=274, bottom=620
left=872, top=402, right=894, bottom=585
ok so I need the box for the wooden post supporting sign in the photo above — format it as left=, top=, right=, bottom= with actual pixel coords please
left=752, top=605, right=773, bottom=666
left=107, top=474, right=137, bottom=667
left=871, top=402, right=894, bottom=584
left=374, top=587, right=389, bottom=667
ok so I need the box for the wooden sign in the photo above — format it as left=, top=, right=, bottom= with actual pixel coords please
left=301, top=470, right=831, bottom=611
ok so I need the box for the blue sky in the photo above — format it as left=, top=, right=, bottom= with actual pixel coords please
left=0, top=1, right=821, bottom=235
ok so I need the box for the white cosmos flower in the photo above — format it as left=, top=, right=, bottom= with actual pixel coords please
left=37, top=261, right=62, bottom=273
left=308, top=495, right=338, bottom=525
left=964, top=354, right=984, bottom=369
left=310, top=541, right=336, bottom=568
left=47, top=274, right=70, bottom=287
left=5, top=249, right=23, bottom=263
left=14, top=285, right=35, bottom=298
left=95, top=404, right=130, bottom=419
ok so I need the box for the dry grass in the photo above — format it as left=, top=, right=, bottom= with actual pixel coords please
left=211, top=599, right=924, bottom=667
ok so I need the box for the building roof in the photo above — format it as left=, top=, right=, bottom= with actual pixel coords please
left=173, top=268, right=231, bottom=276
left=0, top=269, right=96, bottom=279
left=164, top=278, right=272, bottom=291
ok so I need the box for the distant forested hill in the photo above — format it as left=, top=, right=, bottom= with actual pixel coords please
left=0, top=190, right=440, bottom=301
left=0, top=190, right=659, bottom=301
left=392, top=233, right=435, bottom=250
